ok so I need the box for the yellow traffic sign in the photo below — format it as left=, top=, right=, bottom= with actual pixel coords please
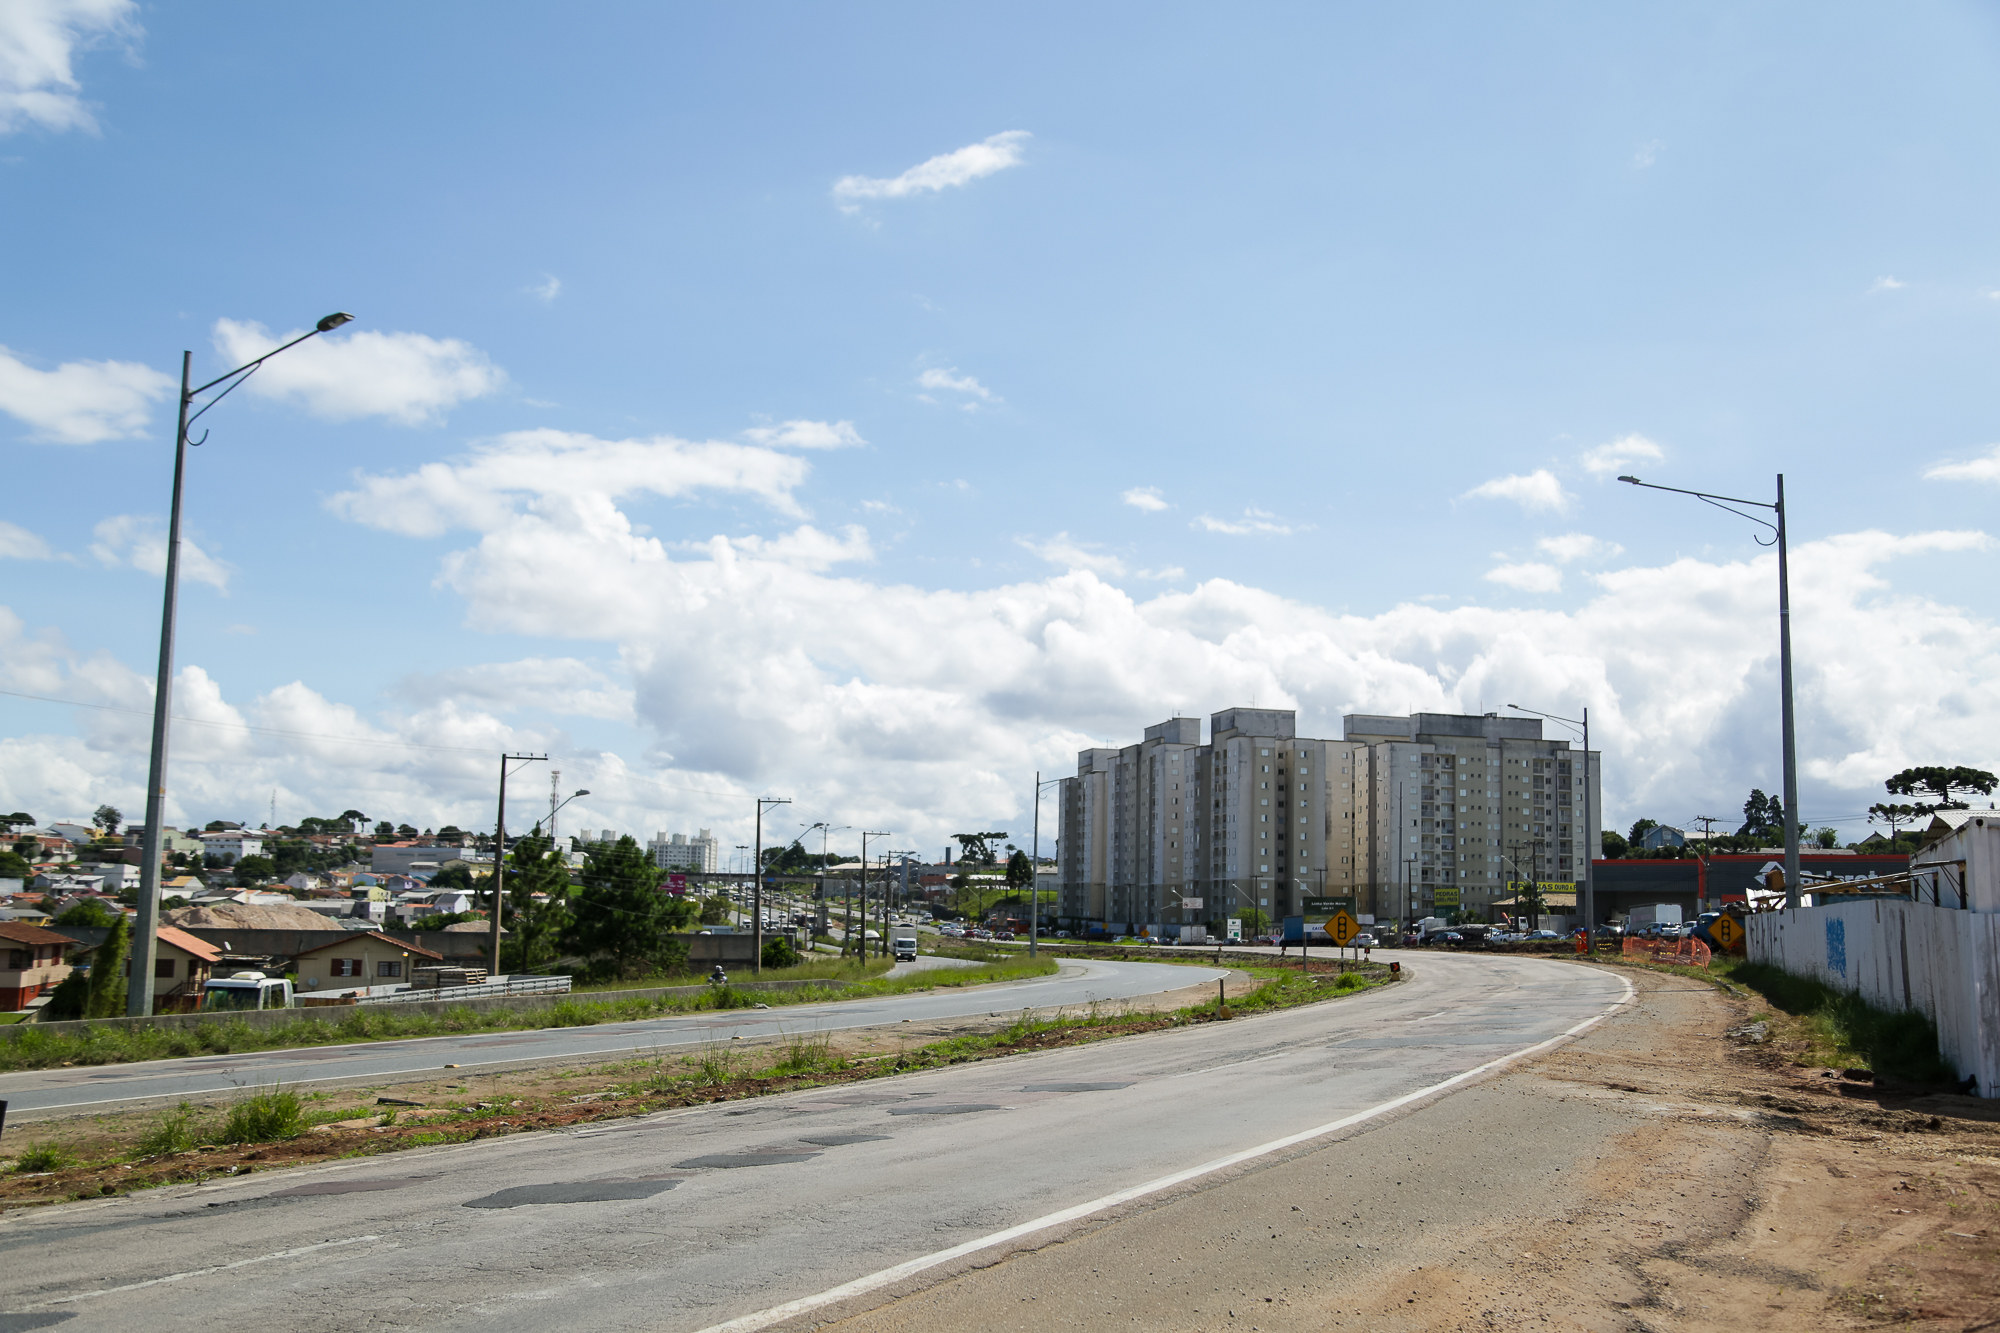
left=1710, top=914, right=1744, bottom=953
left=1328, top=910, right=1359, bottom=947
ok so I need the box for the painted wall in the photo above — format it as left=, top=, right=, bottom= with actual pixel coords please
left=1748, top=897, right=1998, bottom=1098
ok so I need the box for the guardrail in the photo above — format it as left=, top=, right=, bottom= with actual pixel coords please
left=358, top=974, right=573, bottom=1006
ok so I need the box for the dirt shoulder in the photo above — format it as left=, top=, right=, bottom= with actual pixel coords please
left=823, top=961, right=2000, bottom=1333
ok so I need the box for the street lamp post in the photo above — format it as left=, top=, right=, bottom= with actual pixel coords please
left=128, top=313, right=355, bottom=1017
left=1508, top=703, right=1594, bottom=948
left=752, top=798, right=792, bottom=974
left=1620, top=473, right=1800, bottom=907
left=1030, top=772, right=1062, bottom=959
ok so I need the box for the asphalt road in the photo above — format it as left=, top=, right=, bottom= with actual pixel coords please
left=0, top=953, right=1626, bottom=1333
left=0, top=956, right=1210, bottom=1118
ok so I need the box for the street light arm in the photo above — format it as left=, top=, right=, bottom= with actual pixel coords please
left=187, top=313, right=355, bottom=398
left=1616, top=475, right=1779, bottom=540
left=1505, top=703, right=1583, bottom=734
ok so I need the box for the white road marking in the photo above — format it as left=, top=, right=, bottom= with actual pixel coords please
left=26, top=1235, right=385, bottom=1307
left=690, top=972, right=1633, bottom=1333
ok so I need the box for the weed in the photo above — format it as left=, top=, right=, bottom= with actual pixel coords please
left=135, top=1102, right=204, bottom=1156
left=768, top=1032, right=842, bottom=1077
left=1729, top=960, right=1957, bottom=1083
left=13, top=1143, right=77, bottom=1173
left=221, top=1087, right=306, bottom=1143
left=692, top=1045, right=736, bottom=1086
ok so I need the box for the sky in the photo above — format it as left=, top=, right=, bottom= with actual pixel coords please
left=4, top=1, right=2000, bottom=860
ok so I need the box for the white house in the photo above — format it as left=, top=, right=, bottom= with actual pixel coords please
left=199, top=830, right=265, bottom=862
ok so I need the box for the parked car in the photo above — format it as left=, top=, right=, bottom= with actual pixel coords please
left=1350, top=932, right=1377, bottom=948
left=1524, top=929, right=1563, bottom=941
left=1426, top=931, right=1464, bottom=946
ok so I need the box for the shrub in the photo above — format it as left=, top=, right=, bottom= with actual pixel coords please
left=761, top=937, right=799, bottom=970
left=769, top=1032, right=840, bottom=1077
left=13, top=1142, right=76, bottom=1173
left=136, top=1102, right=204, bottom=1156
left=221, top=1087, right=305, bottom=1143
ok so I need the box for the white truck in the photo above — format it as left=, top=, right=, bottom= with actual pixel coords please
left=200, top=971, right=296, bottom=1011
left=890, top=933, right=918, bottom=962
left=1625, top=903, right=1683, bottom=930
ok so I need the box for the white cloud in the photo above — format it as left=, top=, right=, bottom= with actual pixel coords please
left=1870, top=276, right=1906, bottom=293
left=1121, top=486, right=1169, bottom=513
left=833, top=131, right=1029, bottom=210
left=916, top=367, right=997, bottom=410
left=0, top=521, right=55, bottom=560
left=528, top=274, right=561, bottom=302
left=711, top=524, right=875, bottom=572
left=327, top=428, right=814, bottom=538
left=89, top=514, right=230, bottom=591
left=1536, top=533, right=1623, bottom=563
left=742, top=419, right=866, bottom=449
left=1022, top=533, right=1125, bottom=578
left=1923, top=445, right=2000, bottom=486
left=211, top=319, right=505, bottom=426
left=1484, top=562, right=1564, bottom=593
left=0, top=0, right=136, bottom=135
left=1194, top=508, right=1294, bottom=536
left=397, top=657, right=634, bottom=722
left=1136, top=566, right=1185, bottom=581
left=1579, top=433, right=1665, bottom=480
left=1632, top=139, right=1662, bottom=169
left=1462, top=469, right=1573, bottom=513
left=0, top=344, right=171, bottom=443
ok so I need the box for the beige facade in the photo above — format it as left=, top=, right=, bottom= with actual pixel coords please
left=1345, top=712, right=1601, bottom=924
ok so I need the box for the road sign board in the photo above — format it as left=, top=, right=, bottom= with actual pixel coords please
left=1710, top=914, right=1744, bottom=953
left=1303, top=897, right=1355, bottom=915
left=1328, top=910, right=1359, bottom=947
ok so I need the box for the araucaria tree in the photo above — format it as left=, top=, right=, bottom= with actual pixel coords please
left=1738, top=790, right=1786, bottom=844
left=1884, top=766, right=1999, bottom=815
left=566, top=835, right=697, bottom=980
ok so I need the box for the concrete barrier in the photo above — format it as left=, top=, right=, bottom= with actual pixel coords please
left=1, top=977, right=849, bottom=1044
left=1747, top=897, right=1999, bottom=1097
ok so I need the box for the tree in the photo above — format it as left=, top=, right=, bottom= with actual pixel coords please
left=1867, top=802, right=1920, bottom=841
left=92, top=804, right=122, bottom=833
left=340, top=809, right=368, bottom=833
left=233, top=854, right=277, bottom=882
left=1599, top=830, right=1629, bottom=860
left=699, top=894, right=731, bottom=926
left=54, top=899, right=121, bottom=928
left=411, top=910, right=478, bottom=931
left=1005, top=849, right=1032, bottom=891
left=0, top=847, right=31, bottom=880
left=1814, top=826, right=1841, bottom=849
left=3, top=812, right=34, bottom=829
left=1884, top=765, right=1999, bottom=814
left=1627, top=818, right=1659, bottom=848
left=86, top=914, right=130, bottom=1018
left=499, top=829, right=574, bottom=973
left=374, top=821, right=395, bottom=841
left=1237, top=906, right=1271, bottom=936
left=566, top=835, right=696, bottom=980
left=1738, top=790, right=1785, bottom=843
left=436, top=824, right=464, bottom=840
left=425, top=861, right=474, bottom=892
left=761, top=936, right=799, bottom=969
left=396, top=824, right=418, bottom=839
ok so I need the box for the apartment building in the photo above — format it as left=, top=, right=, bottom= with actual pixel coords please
left=648, top=829, right=720, bottom=873
left=1345, top=712, right=1601, bottom=924
left=1057, top=708, right=1364, bottom=935
left=1056, top=706, right=1600, bottom=934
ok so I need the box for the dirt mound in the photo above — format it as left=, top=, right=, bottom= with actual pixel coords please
left=163, top=901, right=336, bottom=931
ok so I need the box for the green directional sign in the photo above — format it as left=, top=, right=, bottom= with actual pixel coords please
left=1302, top=897, right=1355, bottom=917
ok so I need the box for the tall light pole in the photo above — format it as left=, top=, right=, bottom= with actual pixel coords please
left=487, top=753, right=549, bottom=977
left=129, top=313, right=355, bottom=1017
left=1620, top=473, right=1800, bottom=907
left=1029, top=772, right=1061, bottom=958
left=1508, top=703, right=1594, bottom=948
left=804, top=822, right=849, bottom=940
left=752, top=797, right=791, bottom=974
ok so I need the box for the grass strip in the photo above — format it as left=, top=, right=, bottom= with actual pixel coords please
left=0, top=961, right=1394, bottom=1206
left=0, top=955, right=1058, bottom=1073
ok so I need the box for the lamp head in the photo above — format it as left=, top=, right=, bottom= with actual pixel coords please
left=1616, top=474, right=1640, bottom=484
left=572, top=789, right=589, bottom=797
left=315, top=311, right=356, bottom=333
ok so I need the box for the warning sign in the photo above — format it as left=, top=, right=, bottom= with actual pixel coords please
left=1709, top=914, right=1745, bottom=954
left=1327, top=910, right=1359, bottom=947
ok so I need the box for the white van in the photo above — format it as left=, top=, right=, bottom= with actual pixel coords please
left=890, top=934, right=918, bottom=962
left=201, top=971, right=296, bottom=1011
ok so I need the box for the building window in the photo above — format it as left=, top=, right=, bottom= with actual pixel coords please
left=155, top=958, right=176, bottom=978
left=377, top=960, right=403, bottom=978
left=331, top=958, right=364, bottom=977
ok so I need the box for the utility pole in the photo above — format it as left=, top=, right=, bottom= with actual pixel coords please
left=752, top=797, right=791, bottom=974
left=489, top=753, right=548, bottom=978
left=858, top=830, right=890, bottom=960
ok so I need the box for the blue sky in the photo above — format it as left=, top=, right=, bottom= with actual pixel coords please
left=4, top=2, right=2000, bottom=854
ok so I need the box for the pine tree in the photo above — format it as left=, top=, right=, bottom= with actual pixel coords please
left=500, top=828, right=573, bottom=973
left=566, top=835, right=697, bottom=980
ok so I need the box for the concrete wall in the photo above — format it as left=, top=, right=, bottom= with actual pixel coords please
left=1747, top=897, right=1999, bottom=1097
